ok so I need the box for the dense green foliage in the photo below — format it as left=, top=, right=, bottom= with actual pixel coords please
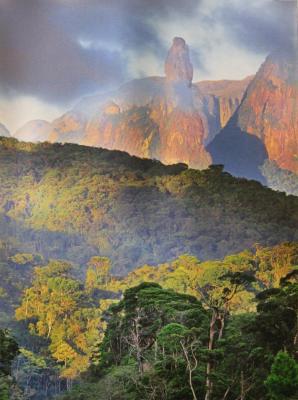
left=265, top=351, right=298, bottom=400
left=15, top=260, right=114, bottom=381
left=106, top=243, right=298, bottom=313
left=0, top=252, right=43, bottom=327
left=1, top=137, right=298, bottom=273
left=59, top=275, right=298, bottom=400
left=0, top=138, right=298, bottom=399
left=0, top=243, right=297, bottom=399
left=0, top=330, right=19, bottom=399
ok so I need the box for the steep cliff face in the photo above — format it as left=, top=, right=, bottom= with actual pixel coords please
left=81, top=90, right=211, bottom=168
left=197, top=76, right=253, bottom=130
left=55, top=38, right=212, bottom=169
left=235, top=52, right=298, bottom=173
left=156, top=106, right=210, bottom=168
left=165, top=37, right=193, bottom=86
left=209, top=50, right=298, bottom=181
left=83, top=104, right=161, bottom=160
left=50, top=111, right=87, bottom=144
left=38, top=38, right=251, bottom=169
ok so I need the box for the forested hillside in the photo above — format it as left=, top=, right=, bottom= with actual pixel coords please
left=61, top=277, right=297, bottom=400
left=1, top=243, right=296, bottom=399
left=1, top=136, right=298, bottom=274
left=1, top=137, right=298, bottom=399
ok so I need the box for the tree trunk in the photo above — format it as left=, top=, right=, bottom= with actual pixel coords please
left=205, top=310, right=217, bottom=400
left=218, top=311, right=226, bottom=340
left=222, top=386, right=231, bottom=400
left=181, top=341, right=198, bottom=400
left=240, top=371, right=244, bottom=400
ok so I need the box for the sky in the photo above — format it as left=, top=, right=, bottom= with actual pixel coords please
left=0, top=0, right=295, bottom=133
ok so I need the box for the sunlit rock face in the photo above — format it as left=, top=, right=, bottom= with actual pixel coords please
left=0, top=123, right=10, bottom=137
left=49, top=111, right=87, bottom=144
left=14, top=120, right=56, bottom=142
left=235, top=51, right=298, bottom=173
left=197, top=76, right=253, bottom=141
left=165, top=37, right=193, bottom=87
left=46, top=38, right=252, bottom=170
left=153, top=104, right=211, bottom=169
left=83, top=104, right=161, bottom=160
left=58, top=38, right=212, bottom=168
left=208, top=49, right=298, bottom=180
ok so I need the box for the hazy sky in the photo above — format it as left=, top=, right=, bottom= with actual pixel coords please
left=0, top=0, right=295, bottom=133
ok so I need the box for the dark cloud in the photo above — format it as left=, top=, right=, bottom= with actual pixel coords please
left=0, top=0, right=200, bottom=104
left=0, top=0, right=294, bottom=105
left=0, top=1, right=128, bottom=104
left=216, top=1, right=295, bottom=54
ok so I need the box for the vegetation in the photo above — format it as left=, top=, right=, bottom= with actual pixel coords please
left=265, top=351, right=298, bottom=400
left=14, top=260, right=116, bottom=385
left=1, top=137, right=298, bottom=274
left=0, top=329, right=19, bottom=399
left=59, top=272, right=298, bottom=400
left=0, top=243, right=294, bottom=399
left=0, top=138, right=297, bottom=399
left=105, top=243, right=298, bottom=312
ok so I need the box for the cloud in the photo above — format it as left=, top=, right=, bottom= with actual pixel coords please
left=0, top=0, right=295, bottom=110
left=216, top=0, right=296, bottom=54
left=0, top=1, right=129, bottom=105
left=0, top=95, right=63, bottom=133
left=150, top=0, right=295, bottom=80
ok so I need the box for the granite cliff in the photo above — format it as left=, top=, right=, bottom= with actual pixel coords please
left=41, top=38, right=250, bottom=169
left=209, top=50, right=298, bottom=179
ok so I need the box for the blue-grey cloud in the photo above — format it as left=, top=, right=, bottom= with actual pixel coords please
left=0, top=0, right=294, bottom=106
left=217, top=0, right=295, bottom=54
left=0, top=1, right=129, bottom=104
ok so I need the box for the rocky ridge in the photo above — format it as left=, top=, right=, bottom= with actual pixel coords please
left=209, top=50, right=298, bottom=178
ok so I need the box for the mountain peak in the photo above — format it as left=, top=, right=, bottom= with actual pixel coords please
left=14, top=120, right=55, bottom=142
left=165, top=37, right=193, bottom=87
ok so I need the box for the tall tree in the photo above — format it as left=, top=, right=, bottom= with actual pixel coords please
left=265, top=351, right=298, bottom=400
left=16, top=260, right=102, bottom=381
left=0, top=329, right=19, bottom=400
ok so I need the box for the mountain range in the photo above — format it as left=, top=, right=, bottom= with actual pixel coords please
left=4, top=37, right=298, bottom=191
left=209, top=50, right=298, bottom=181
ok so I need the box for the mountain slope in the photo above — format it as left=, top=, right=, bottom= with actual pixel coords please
left=237, top=51, right=298, bottom=173
left=209, top=50, right=298, bottom=178
left=197, top=75, right=253, bottom=132
left=1, top=136, right=298, bottom=273
left=52, top=37, right=212, bottom=169
left=14, top=38, right=251, bottom=170
left=14, top=120, right=57, bottom=142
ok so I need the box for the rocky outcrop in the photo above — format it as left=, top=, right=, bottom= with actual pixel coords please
left=83, top=105, right=161, bottom=160
left=82, top=97, right=211, bottom=169
left=36, top=38, right=251, bottom=170
left=165, top=37, right=193, bottom=87
left=208, top=49, right=298, bottom=179
left=14, top=120, right=56, bottom=142
left=57, top=38, right=212, bottom=169
left=197, top=76, right=253, bottom=129
left=49, top=111, right=87, bottom=144
left=236, top=51, right=298, bottom=173
left=0, top=123, right=10, bottom=137
left=154, top=104, right=211, bottom=168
